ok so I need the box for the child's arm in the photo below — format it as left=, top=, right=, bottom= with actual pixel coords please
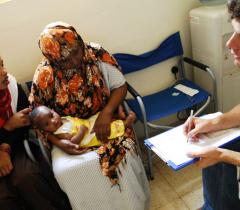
left=70, top=125, right=88, bottom=145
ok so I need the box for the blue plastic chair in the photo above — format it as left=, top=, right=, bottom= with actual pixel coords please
left=113, top=32, right=216, bottom=179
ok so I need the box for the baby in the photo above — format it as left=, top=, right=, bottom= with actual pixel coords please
left=29, top=105, right=136, bottom=148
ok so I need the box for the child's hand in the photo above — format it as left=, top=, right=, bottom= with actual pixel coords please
left=0, top=143, right=11, bottom=154
left=4, top=108, right=31, bottom=131
left=0, top=150, right=13, bottom=177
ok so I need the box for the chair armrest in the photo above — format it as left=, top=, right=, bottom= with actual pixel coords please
left=183, top=57, right=217, bottom=111
left=183, top=57, right=209, bottom=72
left=125, top=84, right=149, bottom=138
left=25, top=129, right=52, bottom=167
left=183, top=56, right=216, bottom=87
left=23, top=139, right=37, bottom=163
left=37, top=137, right=51, bottom=167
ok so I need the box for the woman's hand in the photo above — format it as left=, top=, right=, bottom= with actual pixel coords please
left=4, top=108, right=31, bottom=131
left=0, top=150, right=13, bottom=177
left=55, top=139, right=88, bottom=155
left=92, top=110, right=112, bottom=142
left=92, top=84, right=127, bottom=142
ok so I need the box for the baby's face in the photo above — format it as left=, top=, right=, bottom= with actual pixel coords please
left=36, top=109, right=62, bottom=132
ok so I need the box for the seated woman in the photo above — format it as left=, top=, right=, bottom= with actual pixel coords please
left=28, top=21, right=150, bottom=210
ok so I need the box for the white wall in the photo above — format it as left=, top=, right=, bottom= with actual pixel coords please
left=0, top=0, right=200, bottom=88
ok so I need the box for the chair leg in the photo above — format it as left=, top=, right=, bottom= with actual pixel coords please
left=147, top=149, right=154, bottom=180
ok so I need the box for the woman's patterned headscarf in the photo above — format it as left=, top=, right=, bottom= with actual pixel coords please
left=39, top=22, right=83, bottom=63
left=31, top=21, right=119, bottom=118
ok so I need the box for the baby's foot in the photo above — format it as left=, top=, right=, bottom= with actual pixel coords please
left=117, top=105, right=126, bottom=120
left=124, top=111, right=136, bottom=128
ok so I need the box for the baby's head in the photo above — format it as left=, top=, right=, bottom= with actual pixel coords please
left=30, top=105, right=62, bottom=133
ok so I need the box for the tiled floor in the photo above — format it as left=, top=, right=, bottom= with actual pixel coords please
left=148, top=155, right=203, bottom=210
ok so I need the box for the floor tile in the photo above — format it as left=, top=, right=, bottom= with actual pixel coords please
left=154, top=198, right=189, bottom=210
left=147, top=139, right=204, bottom=210
left=153, top=156, right=202, bottom=197
left=149, top=167, right=179, bottom=210
left=181, top=187, right=203, bottom=210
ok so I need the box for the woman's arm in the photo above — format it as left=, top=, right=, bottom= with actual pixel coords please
left=93, top=62, right=127, bottom=141
left=93, top=83, right=127, bottom=141
left=102, top=83, right=127, bottom=116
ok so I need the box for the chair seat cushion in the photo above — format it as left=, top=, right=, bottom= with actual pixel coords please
left=127, top=79, right=210, bottom=122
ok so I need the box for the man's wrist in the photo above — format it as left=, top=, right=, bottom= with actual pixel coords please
left=217, top=148, right=225, bottom=161
left=211, top=116, right=222, bottom=131
left=219, top=148, right=240, bottom=165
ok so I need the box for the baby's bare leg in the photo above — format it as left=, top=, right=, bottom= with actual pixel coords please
left=124, top=111, right=136, bottom=128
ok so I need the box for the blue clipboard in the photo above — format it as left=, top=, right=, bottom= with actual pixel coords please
left=145, top=135, right=240, bottom=171
left=144, top=139, right=197, bottom=171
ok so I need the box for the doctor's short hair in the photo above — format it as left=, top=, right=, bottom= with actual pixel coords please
left=228, top=0, right=240, bottom=19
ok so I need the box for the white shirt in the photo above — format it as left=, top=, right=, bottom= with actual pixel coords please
left=8, top=74, right=18, bottom=113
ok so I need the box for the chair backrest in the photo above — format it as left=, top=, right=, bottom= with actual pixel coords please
left=113, top=32, right=183, bottom=75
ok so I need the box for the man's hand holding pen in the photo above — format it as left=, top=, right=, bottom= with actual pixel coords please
left=183, top=113, right=215, bottom=142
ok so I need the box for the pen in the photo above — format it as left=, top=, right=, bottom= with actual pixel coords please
left=187, top=109, right=194, bottom=143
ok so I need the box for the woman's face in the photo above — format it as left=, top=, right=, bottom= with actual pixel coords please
left=0, top=59, right=9, bottom=90
left=57, top=45, right=84, bottom=70
left=226, top=18, right=240, bottom=67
